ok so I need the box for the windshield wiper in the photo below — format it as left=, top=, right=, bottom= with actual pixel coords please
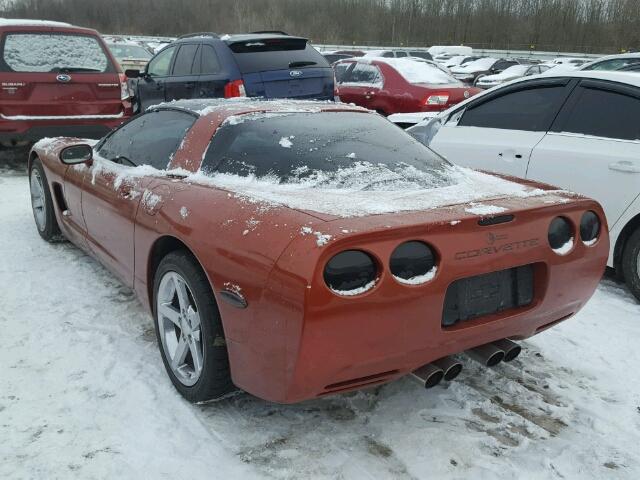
left=289, top=61, right=316, bottom=68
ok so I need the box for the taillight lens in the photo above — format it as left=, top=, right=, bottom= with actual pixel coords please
left=424, top=94, right=449, bottom=106
left=224, top=79, right=247, bottom=98
left=324, top=250, right=377, bottom=295
left=390, top=241, right=437, bottom=284
left=548, top=217, right=573, bottom=251
left=580, top=211, right=600, bottom=244
left=119, top=74, right=130, bottom=101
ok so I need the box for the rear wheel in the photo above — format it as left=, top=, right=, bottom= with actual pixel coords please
left=621, top=228, right=640, bottom=302
left=153, top=251, right=234, bottom=402
left=29, top=158, right=62, bottom=242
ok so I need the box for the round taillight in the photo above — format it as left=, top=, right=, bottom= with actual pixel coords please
left=580, top=211, right=600, bottom=244
left=390, top=241, right=436, bottom=284
left=548, top=217, right=573, bottom=251
left=324, top=250, right=377, bottom=295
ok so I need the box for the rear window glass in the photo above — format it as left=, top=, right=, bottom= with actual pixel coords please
left=2, top=33, right=111, bottom=73
left=201, top=111, right=453, bottom=190
left=227, top=39, right=328, bottom=73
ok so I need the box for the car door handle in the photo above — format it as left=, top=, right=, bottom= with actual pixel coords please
left=184, top=82, right=196, bottom=90
left=609, top=161, right=640, bottom=173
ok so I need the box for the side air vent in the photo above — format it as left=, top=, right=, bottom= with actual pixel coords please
left=478, top=214, right=514, bottom=226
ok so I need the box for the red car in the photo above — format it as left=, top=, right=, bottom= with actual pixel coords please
left=335, top=57, right=481, bottom=115
left=29, top=99, right=607, bottom=404
left=0, top=19, right=132, bottom=147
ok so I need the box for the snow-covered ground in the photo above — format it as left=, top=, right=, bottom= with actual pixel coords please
left=1, top=167, right=640, bottom=479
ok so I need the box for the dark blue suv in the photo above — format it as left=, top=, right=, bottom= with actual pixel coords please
left=126, top=32, right=334, bottom=111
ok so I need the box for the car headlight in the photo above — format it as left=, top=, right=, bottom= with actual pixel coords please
left=324, top=250, right=377, bottom=295
left=580, top=211, right=601, bottom=244
left=548, top=217, right=573, bottom=251
left=390, top=241, right=437, bottom=284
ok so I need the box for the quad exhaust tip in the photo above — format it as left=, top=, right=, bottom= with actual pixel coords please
left=411, top=363, right=444, bottom=389
left=432, top=357, right=463, bottom=381
left=411, top=356, right=463, bottom=389
left=491, top=338, right=522, bottom=362
left=466, top=339, right=522, bottom=367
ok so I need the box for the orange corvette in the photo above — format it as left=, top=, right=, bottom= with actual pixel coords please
left=28, top=99, right=608, bottom=403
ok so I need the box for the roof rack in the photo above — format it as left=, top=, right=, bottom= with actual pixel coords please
left=177, top=32, right=220, bottom=40
left=250, top=30, right=289, bottom=35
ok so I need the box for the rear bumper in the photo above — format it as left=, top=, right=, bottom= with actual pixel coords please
left=226, top=200, right=609, bottom=404
left=0, top=114, right=130, bottom=144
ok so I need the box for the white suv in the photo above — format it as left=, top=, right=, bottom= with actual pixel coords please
left=409, top=71, right=640, bottom=300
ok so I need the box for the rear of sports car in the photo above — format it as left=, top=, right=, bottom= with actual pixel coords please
left=240, top=194, right=608, bottom=403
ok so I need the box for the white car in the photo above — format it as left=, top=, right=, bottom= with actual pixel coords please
left=580, top=53, right=640, bottom=72
left=476, top=64, right=551, bottom=89
left=408, top=71, right=640, bottom=300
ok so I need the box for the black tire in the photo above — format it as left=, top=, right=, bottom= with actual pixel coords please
left=29, top=157, right=62, bottom=242
left=621, top=228, right=640, bottom=302
left=153, top=250, right=234, bottom=402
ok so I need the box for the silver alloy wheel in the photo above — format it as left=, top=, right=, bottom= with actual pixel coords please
left=30, top=169, right=46, bottom=232
left=157, top=271, right=204, bottom=386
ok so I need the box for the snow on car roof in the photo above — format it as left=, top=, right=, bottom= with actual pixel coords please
left=0, top=18, right=72, bottom=27
left=367, top=57, right=458, bottom=84
left=151, top=98, right=369, bottom=117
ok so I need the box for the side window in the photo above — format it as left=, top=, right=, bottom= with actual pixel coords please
left=97, top=110, right=197, bottom=169
left=559, top=87, right=640, bottom=141
left=147, top=46, right=176, bottom=77
left=382, top=51, right=394, bottom=58
left=347, top=63, right=383, bottom=86
left=395, top=51, right=408, bottom=58
left=200, top=45, right=221, bottom=74
left=172, top=44, right=199, bottom=76
left=459, top=85, right=568, bottom=131
left=525, top=66, right=540, bottom=76
left=334, top=62, right=353, bottom=83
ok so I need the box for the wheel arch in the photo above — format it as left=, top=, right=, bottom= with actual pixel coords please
left=613, top=212, right=640, bottom=272
left=146, top=235, right=215, bottom=311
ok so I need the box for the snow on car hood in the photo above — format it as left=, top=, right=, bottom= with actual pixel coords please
left=188, top=164, right=564, bottom=218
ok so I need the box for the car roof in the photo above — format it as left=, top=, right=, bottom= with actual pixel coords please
left=0, top=18, right=72, bottom=27
left=150, top=98, right=370, bottom=118
left=589, top=52, right=640, bottom=62
left=423, top=70, right=640, bottom=123
left=0, top=18, right=99, bottom=35
left=221, top=33, right=307, bottom=43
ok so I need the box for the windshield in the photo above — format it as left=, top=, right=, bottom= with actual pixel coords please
left=108, top=43, right=152, bottom=60
left=2, top=33, right=111, bottom=73
left=201, top=111, right=454, bottom=190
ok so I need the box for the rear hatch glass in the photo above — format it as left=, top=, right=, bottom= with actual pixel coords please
left=0, top=32, right=122, bottom=117
left=2, top=33, right=112, bottom=73
left=226, top=37, right=332, bottom=99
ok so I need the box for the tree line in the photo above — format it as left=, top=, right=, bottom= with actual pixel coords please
left=2, top=0, right=639, bottom=53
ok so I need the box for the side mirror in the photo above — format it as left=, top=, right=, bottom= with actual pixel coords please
left=124, top=68, right=141, bottom=78
left=60, top=144, right=93, bottom=165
